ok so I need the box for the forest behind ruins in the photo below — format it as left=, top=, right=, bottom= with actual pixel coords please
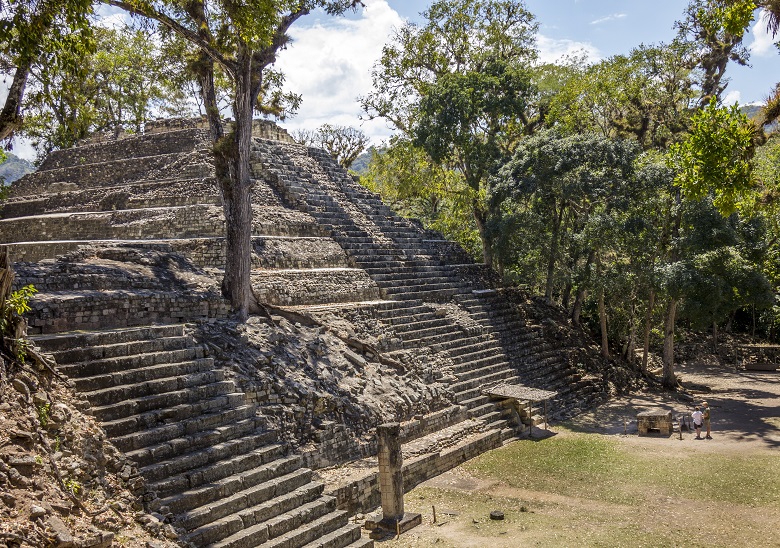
left=3, top=0, right=780, bottom=388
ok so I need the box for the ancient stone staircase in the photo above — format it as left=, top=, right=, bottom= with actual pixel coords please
left=6, top=122, right=372, bottom=547
left=251, top=138, right=603, bottom=425
left=31, top=323, right=369, bottom=548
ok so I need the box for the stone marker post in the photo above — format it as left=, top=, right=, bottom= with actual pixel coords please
left=377, top=422, right=404, bottom=521
left=366, top=422, right=421, bottom=538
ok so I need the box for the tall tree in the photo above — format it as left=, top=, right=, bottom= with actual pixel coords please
left=675, top=0, right=756, bottom=105
left=106, top=0, right=361, bottom=320
left=0, top=0, right=94, bottom=141
left=361, top=0, right=538, bottom=266
left=294, top=124, right=370, bottom=169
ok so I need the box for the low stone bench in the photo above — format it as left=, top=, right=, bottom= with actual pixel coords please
left=745, top=363, right=778, bottom=372
left=637, top=409, right=673, bottom=435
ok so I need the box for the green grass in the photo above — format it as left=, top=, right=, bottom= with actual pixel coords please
left=463, top=429, right=780, bottom=507
left=395, top=430, right=780, bottom=547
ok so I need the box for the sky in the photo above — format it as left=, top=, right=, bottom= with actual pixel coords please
left=8, top=0, right=780, bottom=160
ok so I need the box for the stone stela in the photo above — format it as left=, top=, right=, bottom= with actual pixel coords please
left=365, top=423, right=421, bottom=538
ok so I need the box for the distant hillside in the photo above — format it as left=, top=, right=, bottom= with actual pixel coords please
left=742, top=103, right=763, bottom=121
left=0, top=152, right=35, bottom=184
left=349, top=147, right=380, bottom=175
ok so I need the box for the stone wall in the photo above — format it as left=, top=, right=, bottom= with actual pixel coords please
left=251, top=237, right=350, bottom=270
left=39, top=129, right=210, bottom=172
left=327, top=429, right=503, bottom=514
left=0, top=205, right=227, bottom=244
left=27, top=290, right=231, bottom=335
left=251, top=268, right=381, bottom=306
left=1, top=179, right=222, bottom=219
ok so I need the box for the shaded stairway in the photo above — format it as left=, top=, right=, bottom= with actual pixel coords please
left=32, top=324, right=369, bottom=548
left=251, top=138, right=606, bottom=425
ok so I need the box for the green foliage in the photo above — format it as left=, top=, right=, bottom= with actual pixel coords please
left=547, top=42, right=696, bottom=149
left=675, top=0, right=756, bottom=103
left=359, top=138, right=481, bottom=259
left=413, top=60, right=533, bottom=190
left=37, top=402, right=51, bottom=428
left=1, top=284, right=37, bottom=362
left=22, top=26, right=188, bottom=156
left=668, top=98, right=757, bottom=215
left=63, top=478, right=81, bottom=496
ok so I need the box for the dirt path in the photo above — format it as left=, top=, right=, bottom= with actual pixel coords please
left=567, top=359, right=780, bottom=449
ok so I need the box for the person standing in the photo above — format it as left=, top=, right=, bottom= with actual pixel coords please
left=691, top=407, right=704, bottom=439
left=702, top=401, right=712, bottom=439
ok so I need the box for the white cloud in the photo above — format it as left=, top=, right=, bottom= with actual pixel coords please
left=590, top=13, right=627, bottom=25
left=536, top=34, right=601, bottom=64
left=723, top=90, right=742, bottom=106
left=275, top=0, right=405, bottom=145
left=749, top=9, right=778, bottom=57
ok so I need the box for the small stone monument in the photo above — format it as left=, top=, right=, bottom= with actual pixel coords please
left=637, top=409, right=673, bottom=435
left=364, top=422, right=421, bottom=538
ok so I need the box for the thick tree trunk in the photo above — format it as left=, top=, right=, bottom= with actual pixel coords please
left=599, top=286, right=609, bottom=358
left=0, top=60, right=32, bottom=142
left=642, top=290, right=655, bottom=373
left=545, top=202, right=565, bottom=303
left=219, top=47, right=259, bottom=321
left=472, top=201, right=493, bottom=267
left=662, top=298, right=677, bottom=388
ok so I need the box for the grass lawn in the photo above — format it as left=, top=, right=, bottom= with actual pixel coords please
left=384, top=428, right=780, bottom=547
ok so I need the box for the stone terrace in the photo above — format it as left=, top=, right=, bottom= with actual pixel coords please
left=3, top=119, right=609, bottom=546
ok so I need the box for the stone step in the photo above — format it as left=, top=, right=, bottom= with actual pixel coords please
left=11, top=150, right=209, bottom=197
left=301, top=523, right=367, bottom=548
left=205, top=495, right=339, bottom=548
left=85, top=368, right=226, bottom=409
left=160, top=455, right=305, bottom=516
left=448, top=344, right=504, bottom=365
left=107, top=395, right=250, bottom=450
left=389, top=316, right=452, bottom=334
left=72, top=357, right=216, bottom=392
left=0, top=204, right=226, bottom=244
left=57, top=348, right=208, bottom=378
left=140, top=430, right=277, bottom=483
left=387, top=286, right=462, bottom=302
left=182, top=479, right=324, bottom=543
left=127, top=416, right=269, bottom=469
left=453, top=374, right=521, bottom=404
left=47, top=334, right=192, bottom=365
left=93, top=380, right=238, bottom=425
left=453, top=360, right=512, bottom=383
left=395, top=322, right=462, bottom=342
left=0, top=177, right=221, bottom=219
left=401, top=329, right=463, bottom=349
left=33, top=324, right=186, bottom=352
left=37, top=127, right=207, bottom=171
left=253, top=502, right=346, bottom=548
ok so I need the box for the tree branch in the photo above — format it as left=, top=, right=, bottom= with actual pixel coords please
left=101, top=0, right=236, bottom=79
